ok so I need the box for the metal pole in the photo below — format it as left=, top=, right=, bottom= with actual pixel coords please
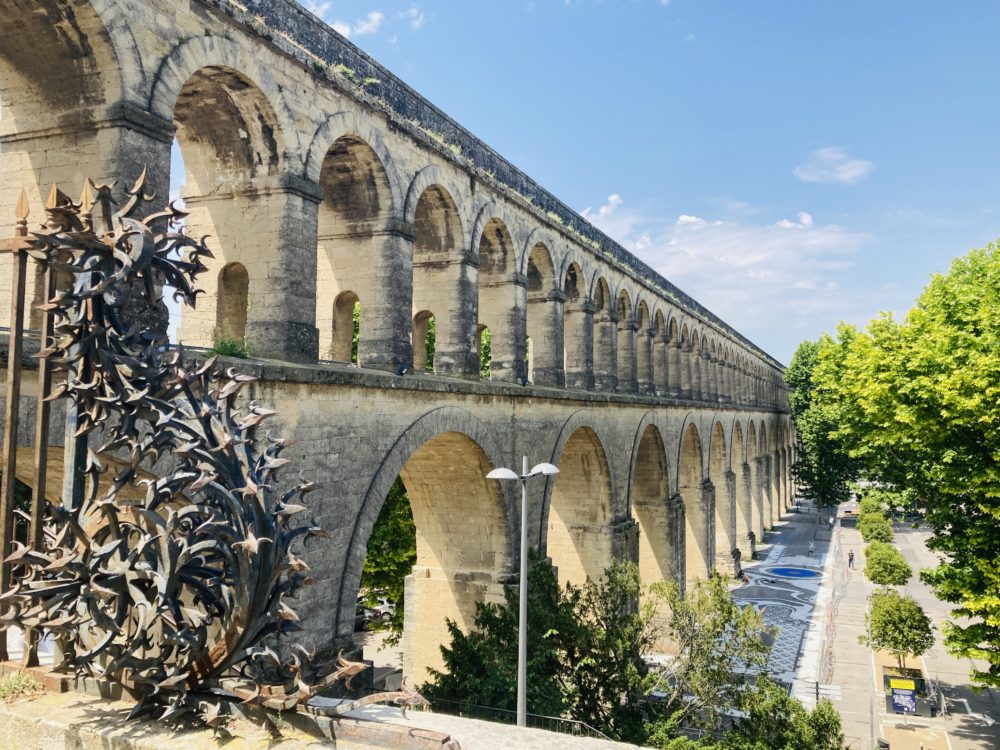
left=517, top=454, right=528, bottom=728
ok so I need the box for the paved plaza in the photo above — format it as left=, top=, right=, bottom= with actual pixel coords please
left=737, top=500, right=1000, bottom=750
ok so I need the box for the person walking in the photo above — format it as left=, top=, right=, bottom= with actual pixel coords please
left=808, top=540, right=815, bottom=557
left=848, top=550, right=855, bottom=569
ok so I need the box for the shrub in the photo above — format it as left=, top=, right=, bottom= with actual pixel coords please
left=858, top=496, right=885, bottom=516
left=858, top=512, right=893, bottom=543
left=210, top=337, right=251, bottom=359
left=864, top=541, right=912, bottom=586
left=0, top=670, right=41, bottom=702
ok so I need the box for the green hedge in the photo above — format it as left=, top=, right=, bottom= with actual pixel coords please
left=858, top=513, right=893, bottom=543
left=858, top=496, right=885, bottom=516
left=864, top=541, right=912, bottom=586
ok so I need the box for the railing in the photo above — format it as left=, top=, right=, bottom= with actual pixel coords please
left=417, top=698, right=612, bottom=740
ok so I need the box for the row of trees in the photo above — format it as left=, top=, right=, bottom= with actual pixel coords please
left=786, top=242, right=1000, bottom=688
left=422, top=558, right=846, bottom=749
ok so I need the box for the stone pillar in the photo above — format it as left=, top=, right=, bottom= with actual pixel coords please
left=180, top=177, right=322, bottom=362
left=688, top=344, right=700, bottom=400
left=403, top=568, right=507, bottom=686
left=593, top=309, right=618, bottom=392
left=0, top=108, right=174, bottom=330
left=738, top=464, right=754, bottom=559
left=482, top=271, right=528, bottom=382
left=652, top=333, right=667, bottom=395
left=616, top=316, right=638, bottom=393
left=715, top=470, right=738, bottom=576
left=772, top=450, right=783, bottom=519
left=564, top=300, right=594, bottom=390
left=668, top=494, right=686, bottom=591
left=683, top=480, right=715, bottom=581
left=668, top=340, right=683, bottom=397
left=419, top=255, right=480, bottom=378
left=358, top=219, right=415, bottom=371
left=527, top=287, right=566, bottom=386
left=637, top=327, right=654, bottom=394
left=754, top=456, right=768, bottom=534
left=704, top=354, right=718, bottom=402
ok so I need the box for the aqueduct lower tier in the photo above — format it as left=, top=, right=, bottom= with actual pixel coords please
left=208, top=363, right=793, bottom=684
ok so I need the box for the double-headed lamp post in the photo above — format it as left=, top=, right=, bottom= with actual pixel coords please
left=486, top=456, right=559, bottom=728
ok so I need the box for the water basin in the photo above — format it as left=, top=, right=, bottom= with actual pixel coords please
left=763, top=566, right=822, bottom=579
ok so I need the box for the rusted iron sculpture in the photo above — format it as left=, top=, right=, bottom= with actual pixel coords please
left=0, top=173, right=365, bottom=723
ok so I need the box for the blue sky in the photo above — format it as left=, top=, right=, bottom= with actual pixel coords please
left=180, top=1, right=1000, bottom=363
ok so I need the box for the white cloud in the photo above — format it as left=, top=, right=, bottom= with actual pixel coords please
left=315, top=9, right=385, bottom=39
left=401, top=6, right=425, bottom=29
left=353, top=11, right=385, bottom=35
left=304, top=1, right=333, bottom=18
left=331, top=20, right=351, bottom=37
left=793, top=147, right=873, bottom=185
left=580, top=194, right=873, bottom=361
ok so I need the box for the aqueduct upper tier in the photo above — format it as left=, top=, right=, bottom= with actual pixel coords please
left=0, top=0, right=794, bottom=684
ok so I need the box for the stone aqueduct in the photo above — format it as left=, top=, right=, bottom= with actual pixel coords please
left=0, top=0, right=794, bottom=682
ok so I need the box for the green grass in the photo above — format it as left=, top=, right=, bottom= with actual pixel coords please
left=0, top=670, right=42, bottom=702
left=210, top=337, right=251, bottom=359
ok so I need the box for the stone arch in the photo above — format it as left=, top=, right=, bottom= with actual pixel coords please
left=150, top=36, right=301, bottom=166
left=170, top=60, right=316, bottom=361
left=709, top=421, right=735, bottom=573
left=592, top=277, right=617, bottom=391
left=216, top=262, right=249, bottom=343
left=339, top=407, right=514, bottom=684
left=630, top=420, right=677, bottom=590
left=546, top=425, right=617, bottom=586
left=525, top=240, right=563, bottom=385
left=475, top=205, right=525, bottom=382
left=316, top=134, right=407, bottom=367
left=411, top=180, right=476, bottom=376
left=615, top=288, right=637, bottom=393
left=678, top=419, right=710, bottom=579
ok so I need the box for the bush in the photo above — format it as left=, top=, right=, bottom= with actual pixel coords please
left=858, top=496, right=885, bottom=516
left=210, top=337, right=251, bottom=359
left=864, top=541, right=912, bottom=586
left=858, top=512, right=893, bottom=543
left=0, top=670, right=41, bottom=702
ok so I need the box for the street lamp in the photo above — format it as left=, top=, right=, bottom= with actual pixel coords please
left=486, top=456, right=559, bottom=728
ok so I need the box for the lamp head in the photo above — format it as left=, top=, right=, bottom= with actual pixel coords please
left=486, top=467, right=520, bottom=481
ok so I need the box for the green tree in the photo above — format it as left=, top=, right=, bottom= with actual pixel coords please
left=360, top=476, right=416, bottom=640
left=352, top=299, right=360, bottom=364
left=809, top=245, right=1000, bottom=686
left=857, top=513, right=893, bottom=543
left=479, top=327, right=492, bottom=378
left=784, top=338, right=859, bottom=512
left=424, top=314, right=436, bottom=371
left=722, top=678, right=846, bottom=750
left=861, top=591, right=934, bottom=672
left=863, top=541, right=912, bottom=587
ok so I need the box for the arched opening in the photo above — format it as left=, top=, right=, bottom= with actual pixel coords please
left=592, top=278, right=616, bottom=391
left=547, top=427, right=614, bottom=586
left=679, top=423, right=710, bottom=579
left=477, top=324, right=492, bottom=379
left=689, top=330, right=702, bottom=399
left=709, top=422, right=734, bottom=573
left=0, top=3, right=158, bottom=333
left=412, top=311, right=435, bottom=372
left=632, top=425, right=675, bottom=591
left=635, top=302, right=652, bottom=394
left=216, top=262, right=249, bottom=344
left=562, top=263, right=592, bottom=389
left=667, top=319, right=682, bottom=396
left=413, top=185, right=475, bottom=377
left=171, top=66, right=315, bottom=361
left=525, top=243, right=562, bottom=386
left=331, top=291, right=360, bottom=363
left=616, top=290, right=637, bottom=393
left=317, top=136, right=399, bottom=367
left=478, top=217, right=524, bottom=382
left=358, top=432, right=511, bottom=685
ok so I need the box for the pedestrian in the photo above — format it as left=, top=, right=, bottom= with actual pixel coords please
left=829, top=514, right=835, bottom=529
left=808, top=540, right=815, bottom=557
left=848, top=550, right=855, bottom=569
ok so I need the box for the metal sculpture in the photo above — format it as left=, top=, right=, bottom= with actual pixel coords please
left=0, top=173, right=357, bottom=723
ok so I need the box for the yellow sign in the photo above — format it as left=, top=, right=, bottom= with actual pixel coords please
left=890, top=678, right=916, bottom=690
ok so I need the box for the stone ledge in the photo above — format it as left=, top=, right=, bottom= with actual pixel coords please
left=0, top=690, right=460, bottom=750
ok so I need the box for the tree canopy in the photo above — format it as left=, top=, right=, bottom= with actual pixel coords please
left=801, top=243, right=1000, bottom=687
left=861, top=591, right=934, bottom=672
